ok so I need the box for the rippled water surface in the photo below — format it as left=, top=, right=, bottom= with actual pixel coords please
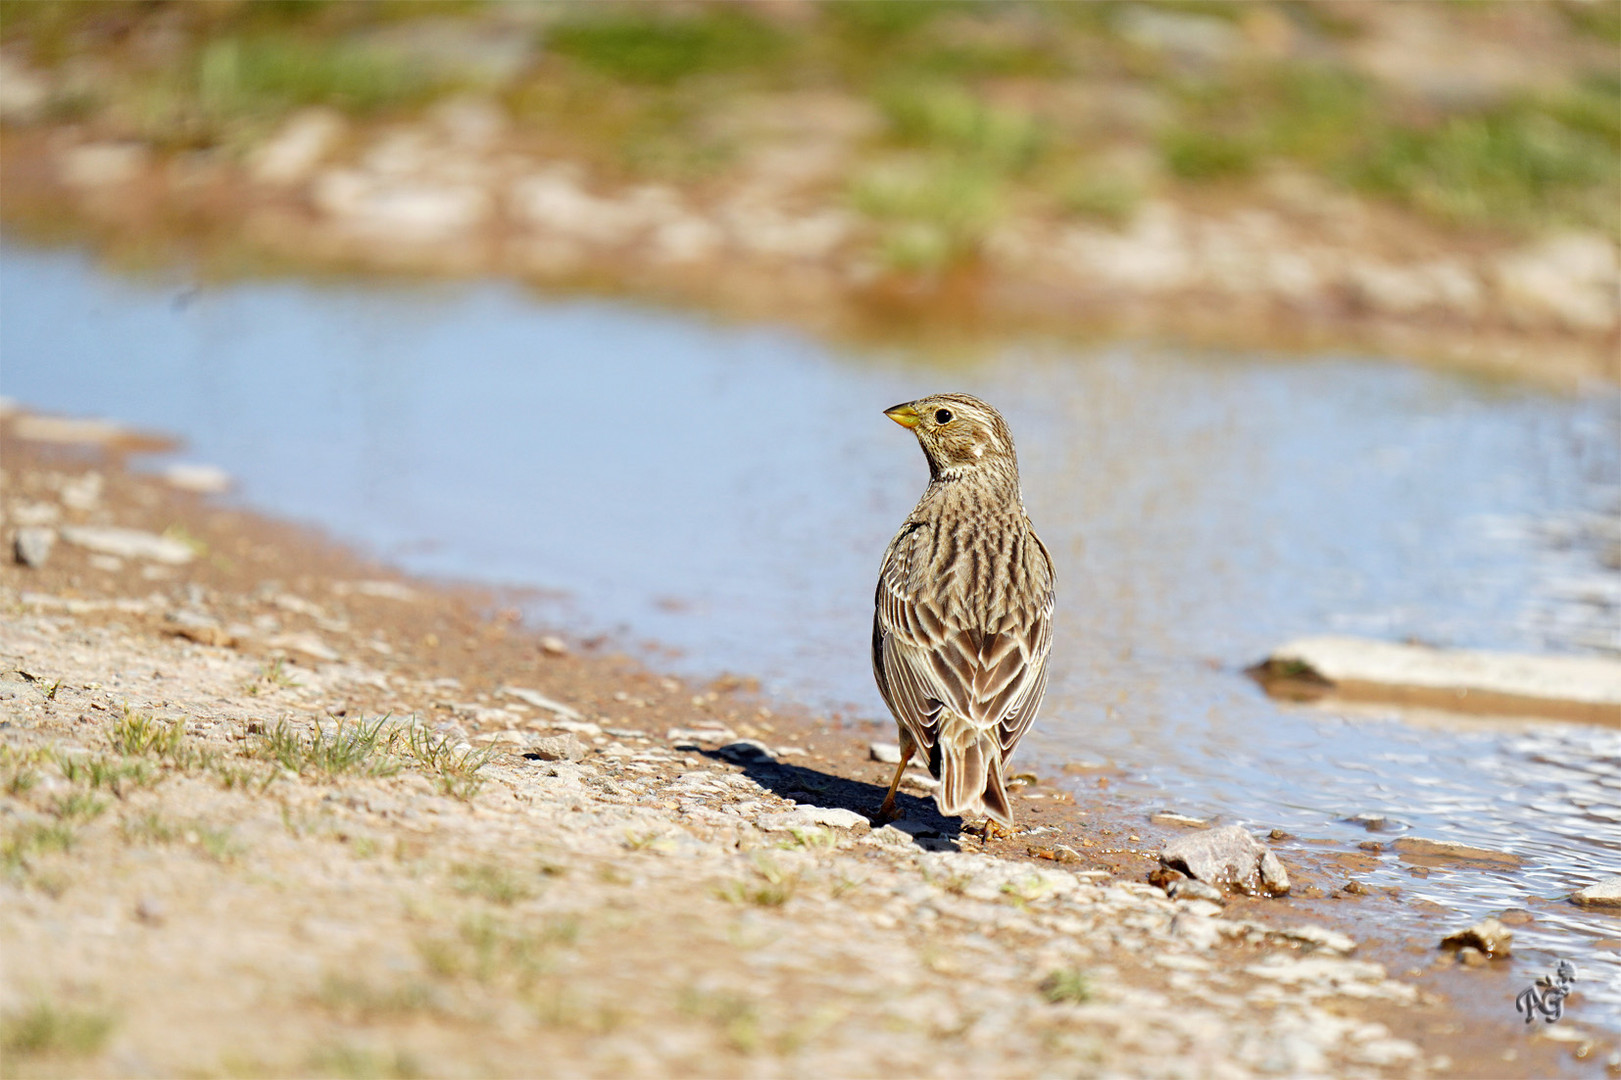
left=4, top=243, right=1619, bottom=1028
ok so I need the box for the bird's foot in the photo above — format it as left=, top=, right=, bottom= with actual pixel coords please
left=874, top=797, right=904, bottom=823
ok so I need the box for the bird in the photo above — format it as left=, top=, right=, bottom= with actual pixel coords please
left=872, top=392, right=1055, bottom=833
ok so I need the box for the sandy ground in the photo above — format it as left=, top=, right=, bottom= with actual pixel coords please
left=0, top=425, right=1605, bottom=1078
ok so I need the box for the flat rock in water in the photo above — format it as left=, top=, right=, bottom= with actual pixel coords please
left=1259, top=635, right=1621, bottom=721
left=1159, top=825, right=1290, bottom=896
left=1151, top=811, right=1210, bottom=829
left=1391, top=837, right=1523, bottom=867
left=1440, top=917, right=1512, bottom=957
left=60, top=525, right=195, bottom=565
left=1572, top=876, right=1621, bottom=908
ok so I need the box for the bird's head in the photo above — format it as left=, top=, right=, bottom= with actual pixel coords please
left=884, top=393, right=1019, bottom=482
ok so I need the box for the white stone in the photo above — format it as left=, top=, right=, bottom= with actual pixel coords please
left=59, top=142, right=149, bottom=187
left=1494, top=234, right=1619, bottom=332
left=12, top=415, right=126, bottom=445
left=313, top=169, right=491, bottom=243
left=265, top=632, right=340, bottom=663
left=500, top=686, right=583, bottom=720
left=248, top=108, right=346, bottom=185
left=60, top=525, right=194, bottom=565
left=0, top=54, right=49, bottom=122
left=163, top=463, right=232, bottom=494
left=429, top=96, right=507, bottom=151
left=1572, top=875, right=1621, bottom=908
left=869, top=741, right=902, bottom=764
left=758, top=806, right=870, bottom=833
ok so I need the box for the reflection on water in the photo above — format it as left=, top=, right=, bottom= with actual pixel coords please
left=4, top=243, right=1619, bottom=1028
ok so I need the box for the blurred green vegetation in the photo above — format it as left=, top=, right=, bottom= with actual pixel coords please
left=546, top=8, right=786, bottom=86
left=2, top=0, right=1616, bottom=268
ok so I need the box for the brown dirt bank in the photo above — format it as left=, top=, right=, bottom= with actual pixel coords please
left=0, top=420, right=1606, bottom=1077
left=2, top=123, right=1615, bottom=391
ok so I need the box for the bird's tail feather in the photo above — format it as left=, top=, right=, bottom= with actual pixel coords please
left=934, top=713, right=1013, bottom=825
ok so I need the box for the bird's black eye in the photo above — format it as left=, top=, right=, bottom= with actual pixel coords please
left=934, top=409, right=953, bottom=424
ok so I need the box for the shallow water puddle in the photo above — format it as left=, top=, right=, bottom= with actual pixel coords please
left=4, top=241, right=1619, bottom=1030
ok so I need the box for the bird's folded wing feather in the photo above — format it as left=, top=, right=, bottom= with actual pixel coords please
left=873, top=528, right=1054, bottom=756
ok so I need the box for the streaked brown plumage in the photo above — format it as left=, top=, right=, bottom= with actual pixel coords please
left=873, top=392, right=1055, bottom=828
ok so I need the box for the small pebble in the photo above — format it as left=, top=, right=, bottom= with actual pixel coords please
left=13, top=526, right=55, bottom=568
left=869, top=742, right=901, bottom=764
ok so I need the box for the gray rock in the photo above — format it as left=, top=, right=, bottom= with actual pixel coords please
left=718, top=740, right=774, bottom=765
left=869, top=741, right=902, bottom=764
left=165, top=609, right=233, bottom=647
left=530, top=733, right=584, bottom=763
left=1167, top=878, right=1224, bottom=904
left=60, top=525, right=195, bottom=564
left=13, top=527, right=54, bottom=568
left=1572, top=875, right=1621, bottom=908
left=1271, top=925, right=1356, bottom=955
left=1159, top=825, right=1290, bottom=896
left=1440, top=917, right=1512, bottom=957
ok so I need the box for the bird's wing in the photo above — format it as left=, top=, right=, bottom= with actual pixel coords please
left=873, top=523, right=1054, bottom=757
left=994, top=531, right=1055, bottom=755
left=873, top=523, right=945, bottom=754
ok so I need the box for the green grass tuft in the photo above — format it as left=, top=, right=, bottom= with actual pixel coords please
left=386, top=724, right=492, bottom=800
left=255, top=717, right=401, bottom=779
left=1040, top=968, right=1092, bottom=1004
left=1, top=820, right=77, bottom=872
left=450, top=861, right=534, bottom=906
left=879, top=82, right=1047, bottom=174
left=0, top=1001, right=114, bottom=1059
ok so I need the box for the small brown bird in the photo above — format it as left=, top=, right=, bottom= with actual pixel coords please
left=873, top=393, right=1055, bottom=830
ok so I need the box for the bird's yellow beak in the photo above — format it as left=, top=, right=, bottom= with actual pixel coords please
left=884, top=404, right=921, bottom=429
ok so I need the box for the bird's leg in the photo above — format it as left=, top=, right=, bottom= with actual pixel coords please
left=981, top=819, right=1014, bottom=841
left=876, top=742, right=915, bottom=821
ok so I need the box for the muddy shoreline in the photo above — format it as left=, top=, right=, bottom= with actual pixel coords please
left=3, top=413, right=1611, bottom=1075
